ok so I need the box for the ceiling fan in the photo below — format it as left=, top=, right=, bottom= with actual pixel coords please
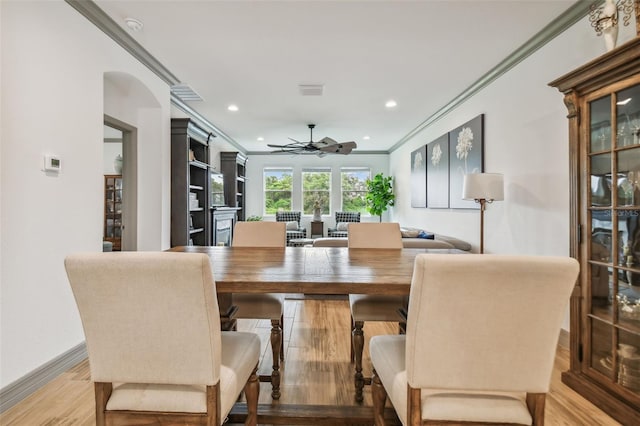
left=268, top=124, right=357, bottom=156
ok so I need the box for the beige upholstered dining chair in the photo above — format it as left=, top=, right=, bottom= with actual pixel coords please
left=64, top=252, right=260, bottom=426
left=232, top=220, right=286, bottom=399
left=348, top=222, right=404, bottom=402
left=370, top=254, right=579, bottom=426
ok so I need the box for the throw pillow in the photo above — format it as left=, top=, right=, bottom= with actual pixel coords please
left=286, top=221, right=298, bottom=230
left=400, top=227, right=421, bottom=238
left=336, top=222, right=349, bottom=231
left=417, top=230, right=435, bottom=239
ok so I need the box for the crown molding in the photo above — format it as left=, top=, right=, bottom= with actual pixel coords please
left=67, top=0, right=591, bottom=156
left=246, top=150, right=388, bottom=156
left=65, top=0, right=179, bottom=85
left=171, top=95, right=247, bottom=154
left=389, top=1, right=593, bottom=152
left=65, top=0, right=247, bottom=153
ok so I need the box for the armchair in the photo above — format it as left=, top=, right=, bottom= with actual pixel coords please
left=328, top=211, right=361, bottom=237
left=275, top=211, right=307, bottom=246
left=64, top=252, right=260, bottom=426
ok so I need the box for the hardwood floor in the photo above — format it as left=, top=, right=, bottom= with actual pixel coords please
left=0, top=298, right=620, bottom=425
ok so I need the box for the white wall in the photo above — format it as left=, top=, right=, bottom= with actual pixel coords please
left=0, top=1, right=171, bottom=387
left=389, top=16, right=636, bottom=330
left=245, top=153, right=389, bottom=230
left=389, top=16, right=637, bottom=256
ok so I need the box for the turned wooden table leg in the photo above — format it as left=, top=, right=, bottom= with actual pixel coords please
left=270, top=319, right=282, bottom=400
left=353, top=320, right=365, bottom=403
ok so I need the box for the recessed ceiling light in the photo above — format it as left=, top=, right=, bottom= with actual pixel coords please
left=617, top=98, right=632, bottom=106
left=257, top=137, right=264, bottom=141
left=227, top=104, right=239, bottom=112
left=124, top=18, right=143, bottom=32
left=385, top=100, right=397, bottom=108
left=363, top=136, right=370, bottom=140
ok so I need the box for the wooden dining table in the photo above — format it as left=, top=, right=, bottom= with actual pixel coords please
left=168, top=245, right=464, bottom=425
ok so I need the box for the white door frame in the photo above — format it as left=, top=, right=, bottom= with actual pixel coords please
left=104, top=114, right=138, bottom=251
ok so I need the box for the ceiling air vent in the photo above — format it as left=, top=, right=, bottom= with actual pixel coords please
left=299, top=84, right=324, bottom=96
left=171, top=84, right=204, bottom=102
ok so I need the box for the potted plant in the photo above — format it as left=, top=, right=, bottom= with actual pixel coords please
left=365, top=173, right=395, bottom=222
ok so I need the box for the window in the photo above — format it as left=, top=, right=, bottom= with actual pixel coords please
left=302, top=168, right=331, bottom=215
left=341, top=168, right=370, bottom=214
left=264, top=168, right=292, bottom=214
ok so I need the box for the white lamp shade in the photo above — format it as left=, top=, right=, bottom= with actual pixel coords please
left=462, top=173, right=504, bottom=201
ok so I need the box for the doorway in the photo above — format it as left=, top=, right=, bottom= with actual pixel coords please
left=103, top=115, right=138, bottom=251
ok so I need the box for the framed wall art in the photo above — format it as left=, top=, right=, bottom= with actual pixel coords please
left=410, top=145, right=427, bottom=207
left=426, top=133, right=449, bottom=208
left=448, top=114, right=484, bottom=209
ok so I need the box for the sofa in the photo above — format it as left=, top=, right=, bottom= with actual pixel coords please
left=312, top=232, right=471, bottom=251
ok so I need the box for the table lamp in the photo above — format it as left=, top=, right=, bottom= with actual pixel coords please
left=462, top=173, right=504, bottom=254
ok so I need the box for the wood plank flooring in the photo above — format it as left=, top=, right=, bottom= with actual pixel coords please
left=0, top=298, right=621, bottom=425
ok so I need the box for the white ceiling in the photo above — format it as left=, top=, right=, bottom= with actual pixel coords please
left=95, top=0, right=579, bottom=153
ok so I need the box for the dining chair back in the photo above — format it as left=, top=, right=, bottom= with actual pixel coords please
left=64, top=252, right=260, bottom=425
left=348, top=222, right=403, bottom=249
left=234, top=221, right=286, bottom=247
left=370, top=254, right=579, bottom=425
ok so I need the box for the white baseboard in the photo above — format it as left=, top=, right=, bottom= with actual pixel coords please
left=0, top=342, right=87, bottom=413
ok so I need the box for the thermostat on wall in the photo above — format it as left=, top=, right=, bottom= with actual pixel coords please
left=44, top=155, right=62, bottom=173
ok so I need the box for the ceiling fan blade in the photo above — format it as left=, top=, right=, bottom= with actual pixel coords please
left=314, top=137, right=338, bottom=147
left=318, top=141, right=357, bottom=154
left=267, top=142, right=304, bottom=148
left=271, top=149, right=302, bottom=155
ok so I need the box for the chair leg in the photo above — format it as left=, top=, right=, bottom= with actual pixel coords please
left=280, top=314, right=285, bottom=361
left=526, top=392, right=546, bottom=426
left=206, top=384, right=220, bottom=426
left=270, top=319, right=282, bottom=400
left=372, top=369, right=387, bottom=426
left=352, top=320, right=365, bottom=403
left=408, top=385, right=422, bottom=426
left=350, top=313, right=355, bottom=362
left=94, top=382, right=112, bottom=426
left=244, top=365, right=260, bottom=426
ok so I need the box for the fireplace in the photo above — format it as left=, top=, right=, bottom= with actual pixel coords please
left=212, top=207, right=238, bottom=246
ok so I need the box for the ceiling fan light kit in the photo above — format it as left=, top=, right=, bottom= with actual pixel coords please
left=268, top=124, right=357, bottom=156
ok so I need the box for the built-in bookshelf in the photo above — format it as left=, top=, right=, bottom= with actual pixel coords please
left=221, top=152, right=248, bottom=221
left=171, top=118, right=215, bottom=246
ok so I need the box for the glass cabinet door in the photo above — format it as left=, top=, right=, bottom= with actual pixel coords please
left=104, top=175, right=122, bottom=250
left=587, top=83, right=640, bottom=395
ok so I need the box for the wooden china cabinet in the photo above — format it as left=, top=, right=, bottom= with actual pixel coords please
left=104, top=174, right=122, bottom=251
left=550, top=38, right=640, bottom=424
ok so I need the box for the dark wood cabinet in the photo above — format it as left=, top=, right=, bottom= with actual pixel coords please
left=221, top=152, right=248, bottom=221
left=104, top=174, right=122, bottom=251
left=171, top=118, right=215, bottom=247
left=550, top=38, right=640, bottom=424
left=311, top=221, right=324, bottom=238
